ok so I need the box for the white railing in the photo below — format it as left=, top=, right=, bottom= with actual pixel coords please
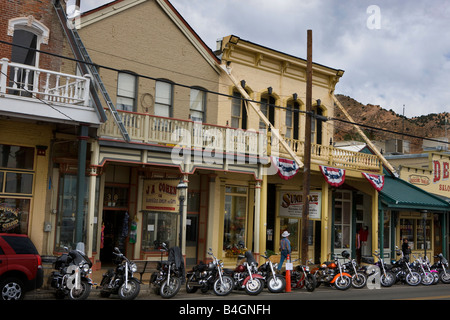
left=99, top=109, right=382, bottom=172
left=0, top=58, right=91, bottom=107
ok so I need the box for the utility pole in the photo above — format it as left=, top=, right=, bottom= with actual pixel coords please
left=301, top=30, right=312, bottom=264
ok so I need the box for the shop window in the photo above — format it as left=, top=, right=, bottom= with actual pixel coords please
left=400, top=218, right=431, bottom=251
left=0, top=198, right=30, bottom=234
left=141, top=211, right=178, bottom=251
left=334, top=190, right=352, bottom=249
left=55, top=174, right=89, bottom=250
left=223, top=186, right=248, bottom=251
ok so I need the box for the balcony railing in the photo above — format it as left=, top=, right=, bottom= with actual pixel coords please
left=0, top=58, right=91, bottom=107
left=99, top=109, right=382, bottom=172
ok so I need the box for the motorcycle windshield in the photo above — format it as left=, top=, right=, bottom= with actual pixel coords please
left=70, top=250, right=93, bottom=266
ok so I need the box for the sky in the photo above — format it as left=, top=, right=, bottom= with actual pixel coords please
left=78, top=0, right=450, bottom=118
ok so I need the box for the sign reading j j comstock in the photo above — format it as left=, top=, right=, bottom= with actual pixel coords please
left=279, top=191, right=322, bottom=219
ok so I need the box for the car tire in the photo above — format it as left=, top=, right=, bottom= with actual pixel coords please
left=0, top=277, right=25, bottom=300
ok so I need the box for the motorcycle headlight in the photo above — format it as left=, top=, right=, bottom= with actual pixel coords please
left=304, top=266, right=310, bottom=272
left=82, top=263, right=90, bottom=273
left=130, top=262, right=138, bottom=273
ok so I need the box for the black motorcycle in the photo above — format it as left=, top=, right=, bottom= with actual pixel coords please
left=288, top=258, right=316, bottom=292
left=185, top=248, right=234, bottom=296
left=431, top=253, right=450, bottom=284
left=258, top=252, right=286, bottom=293
left=99, top=247, right=141, bottom=300
left=48, top=245, right=93, bottom=300
left=390, top=247, right=421, bottom=286
left=341, top=250, right=367, bottom=289
left=150, top=242, right=185, bottom=299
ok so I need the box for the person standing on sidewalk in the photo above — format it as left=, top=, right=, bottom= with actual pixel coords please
left=277, top=231, right=291, bottom=271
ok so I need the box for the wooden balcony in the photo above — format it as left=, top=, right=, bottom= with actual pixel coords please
left=0, top=58, right=100, bottom=125
left=99, top=109, right=382, bottom=172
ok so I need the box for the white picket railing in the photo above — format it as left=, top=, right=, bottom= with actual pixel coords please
left=99, top=109, right=382, bottom=172
left=0, top=58, right=91, bottom=107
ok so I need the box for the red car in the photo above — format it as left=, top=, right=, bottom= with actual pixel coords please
left=0, top=233, right=43, bottom=300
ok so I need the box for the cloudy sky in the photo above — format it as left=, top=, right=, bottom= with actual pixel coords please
left=78, top=0, right=450, bottom=118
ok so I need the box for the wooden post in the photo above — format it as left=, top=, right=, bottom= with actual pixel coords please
left=301, top=30, right=312, bottom=264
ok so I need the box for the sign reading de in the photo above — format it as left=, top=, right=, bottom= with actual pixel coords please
left=279, top=191, right=322, bottom=219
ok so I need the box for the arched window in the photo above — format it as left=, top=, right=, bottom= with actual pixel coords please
left=311, top=106, right=324, bottom=145
left=231, top=89, right=248, bottom=129
left=260, top=93, right=275, bottom=131
left=286, top=99, right=300, bottom=140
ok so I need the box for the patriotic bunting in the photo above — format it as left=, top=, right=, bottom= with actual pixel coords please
left=362, top=172, right=385, bottom=191
left=320, top=165, right=346, bottom=187
left=272, top=156, right=300, bottom=180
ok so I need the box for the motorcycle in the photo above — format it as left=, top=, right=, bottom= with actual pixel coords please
left=311, top=253, right=352, bottom=290
left=229, top=251, right=265, bottom=295
left=431, top=253, right=450, bottom=284
left=372, top=250, right=395, bottom=287
left=99, top=247, right=141, bottom=300
left=48, top=244, right=93, bottom=300
left=341, top=250, right=367, bottom=289
left=412, top=255, right=434, bottom=285
left=390, top=247, right=421, bottom=286
left=422, top=255, right=439, bottom=285
left=185, top=248, right=234, bottom=296
left=258, top=252, right=286, bottom=293
left=150, top=242, right=185, bottom=299
left=288, top=258, right=316, bottom=292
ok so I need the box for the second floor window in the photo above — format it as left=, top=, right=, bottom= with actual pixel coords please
left=285, top=100, right=300, bottom=140
left=155, top=81, right=172, bottom=117
left=190, top=88, right=206, bottom=122
left=231, top=90, right=247, bottom=129
left=260, top=95, right=275, bottom=131
left=116, top=72, right=137, bottom=112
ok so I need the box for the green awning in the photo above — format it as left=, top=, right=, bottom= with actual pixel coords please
left=379, top=176, right=450, bottom=211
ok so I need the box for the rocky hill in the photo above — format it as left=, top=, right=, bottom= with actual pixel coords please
left=333, top=94, right=449, bottom=154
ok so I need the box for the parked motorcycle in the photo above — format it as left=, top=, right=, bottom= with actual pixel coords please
left=372, top=250, right=395, bottom=287
left=48, top=244, right=93, bottom=300
left=99, top=247, right=141, bottom=300
left=412, top=255, right=434, bottom=285
left=150, top=242, right=185, bottom=299
left=422, top=255, right=439, bottom=285
left=431, top=253, right=450, bottom=284
left=391, top=247, right=421, bottom=286
left=288, top=258, right=316, bottom=292
left=341, top=250, right=367, bottom=289
left=185, top=248, right=234, bottom=296
left=311, top=253, right=352, bottom=290
left=229, top=251, right=265, bottom=295
left=258, top=252, right=286, bottom=293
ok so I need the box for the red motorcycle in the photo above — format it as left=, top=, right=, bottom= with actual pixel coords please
left=311, top=253, right=352, bottom=290
left=229, top=251, right=265, bottom=295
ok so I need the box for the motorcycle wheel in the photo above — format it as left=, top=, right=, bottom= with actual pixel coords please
left=439, top=271, right=450, bottom=284
left=185, top=275, right=198, bottom=293
left=118, top=278, right=140, bottom=300
left=334, top=275, right=352, bottom=290
left=304, top=274, right=316, bottom=292
left=432, top=272, right=439, bottom=285
left=405, top=272, right=421, bottom=286
left=267, top=275, right=286, bottom=293
left=380, top=271, right=395, bottom=287
left=351, top=272, right=367, bottom=289
left=69, top=281, right=91, bottom=300
left=213, top=275, right=233, bottom=296
left=160, top=277, right=181, bottom=299
left=420, top=272, right=434, bottom=285
left=244, top=278, right=264, bottom=295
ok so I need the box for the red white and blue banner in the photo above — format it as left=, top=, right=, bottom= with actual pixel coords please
left=320, top=166, right=346, bottom=187
left=362, top=172, right=385, bottom=191
left=272, top=156, right=300, bottom=180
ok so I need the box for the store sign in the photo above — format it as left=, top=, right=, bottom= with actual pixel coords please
left=0, top=204, right=20, bottom=232
left=142, top=180, right=179, bottom=212
left=279, top=191, right=322, bottom=219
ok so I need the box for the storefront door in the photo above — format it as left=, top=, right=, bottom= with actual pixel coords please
left=100, top=210, right=128, bottom=265
left=186, top=214, right=198, bottom=266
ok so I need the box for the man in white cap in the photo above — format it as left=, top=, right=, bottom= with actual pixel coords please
left=277, top=230, right=291, bottom=271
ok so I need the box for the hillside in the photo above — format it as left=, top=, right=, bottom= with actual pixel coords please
left=333, top=94, right=449, bottom=154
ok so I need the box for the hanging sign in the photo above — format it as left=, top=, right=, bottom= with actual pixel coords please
left=271, top=156, right=300, bottom=180
left=279, top=191, right=322, bottom=219
left=362, top=172, right=385, bottom=191
left=320, top=165, right=346, bottom=187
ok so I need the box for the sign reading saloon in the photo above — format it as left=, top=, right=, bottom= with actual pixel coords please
left=142, top=180, right=179, bottom=212
left=279, top=191, right=322, bottom=219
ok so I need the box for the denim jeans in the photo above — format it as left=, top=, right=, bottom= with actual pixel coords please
left=277, top=251, right=290, bottom=270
